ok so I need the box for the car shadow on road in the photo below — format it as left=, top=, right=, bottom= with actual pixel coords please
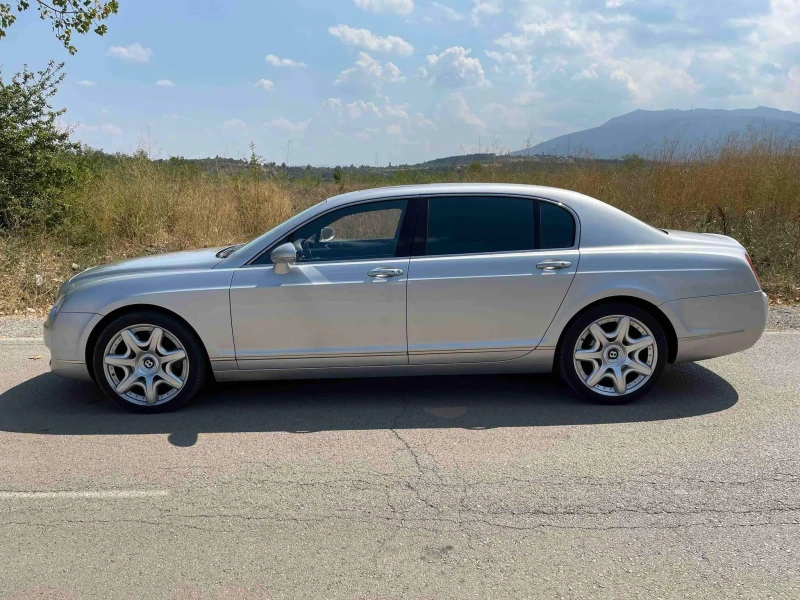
left=0, top=362, right=738, bottom=446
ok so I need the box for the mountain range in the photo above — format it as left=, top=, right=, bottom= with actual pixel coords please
left=512, top=107, right=800, bottom=159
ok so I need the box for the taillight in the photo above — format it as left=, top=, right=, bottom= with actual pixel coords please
left=745, top=253, right=761, bottom=289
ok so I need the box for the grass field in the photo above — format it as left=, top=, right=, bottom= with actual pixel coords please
left=1, top=130, right=799, bottom=314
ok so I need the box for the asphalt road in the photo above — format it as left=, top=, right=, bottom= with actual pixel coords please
left=1, top=333, right=799, bottom=599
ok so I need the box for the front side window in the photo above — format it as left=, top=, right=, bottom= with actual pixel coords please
left=255, top=199, right=408, bottom=264
left=426, top=196, right=535, bottom=256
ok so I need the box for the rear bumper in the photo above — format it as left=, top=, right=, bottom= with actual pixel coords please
left=663, top=291, right=768, bottom=363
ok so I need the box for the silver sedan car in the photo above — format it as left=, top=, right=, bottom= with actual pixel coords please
left=44, top=183, right=768, bottom=412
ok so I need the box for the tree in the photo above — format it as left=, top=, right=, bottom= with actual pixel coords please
left=0, top=1, right=119, bottom=54
left=0, top=61, right=81, bottom=228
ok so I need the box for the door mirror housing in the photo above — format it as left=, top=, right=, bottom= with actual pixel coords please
left=270, top=242, right=297, bottom=275
left=319, top=226, right=336, bottom=243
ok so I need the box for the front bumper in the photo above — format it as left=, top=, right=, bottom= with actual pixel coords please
left=43, top=311, right=98, bottom=381
left=664, top=291, right=768, bottom=363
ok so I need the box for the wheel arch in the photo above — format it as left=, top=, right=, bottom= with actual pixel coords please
left=84, top=304, right=213, bottom=383
left=553, top=295, right=679, bottom=373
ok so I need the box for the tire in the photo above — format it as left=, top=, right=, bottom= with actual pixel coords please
left=558, top=302, right=667, bottom=404
left=92, top=310, right=208, bottom=413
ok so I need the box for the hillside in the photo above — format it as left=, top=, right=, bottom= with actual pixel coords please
left=513, top=107, right=800, bottom=158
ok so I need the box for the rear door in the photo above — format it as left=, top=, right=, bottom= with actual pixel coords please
left=406, top=195, right=578, bottom=364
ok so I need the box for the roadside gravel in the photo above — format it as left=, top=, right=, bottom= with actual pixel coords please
left=2, top=305, right=799, bottom=340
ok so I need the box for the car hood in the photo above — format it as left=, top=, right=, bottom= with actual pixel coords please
left=61, top=247, right=226, bottom=294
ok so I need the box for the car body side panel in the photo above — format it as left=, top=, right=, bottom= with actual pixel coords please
left=230, top=259, right=410, bottom=369
left=537, top=244, right=760, bottom=350
left=661, top=291, right=768, bottom=362
left=56, top=269, right=237, bottom=366
left=406, top=250, right=578, bottom=363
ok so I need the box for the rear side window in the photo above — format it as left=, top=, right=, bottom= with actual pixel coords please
left=426, top=196, right=534, bottom=256
left=539, top=201, right=575, bottom=249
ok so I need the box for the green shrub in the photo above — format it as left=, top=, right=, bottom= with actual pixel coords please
left=0, top=61, right=83, bottom=229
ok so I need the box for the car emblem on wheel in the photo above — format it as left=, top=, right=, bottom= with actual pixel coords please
left=144, top=358, right=155, bottom=369
left=608, top=349, right=619, bottom=360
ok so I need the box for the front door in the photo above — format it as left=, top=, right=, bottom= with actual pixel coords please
left=230, top=198, right=414, bottom=370
left=406, top=195, right=579, bottom=364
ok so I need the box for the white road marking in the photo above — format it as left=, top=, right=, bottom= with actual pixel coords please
left=0, top=490, right=169, bottom=500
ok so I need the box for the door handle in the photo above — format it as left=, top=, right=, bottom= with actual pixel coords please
left=368, top=267, right=404, bottom=278
left=536, top=260, right=572, bottom=271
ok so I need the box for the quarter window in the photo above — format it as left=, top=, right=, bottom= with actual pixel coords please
left=426, top=196, right=535, bottom=256
left=539, top=201, right=575, bottom=249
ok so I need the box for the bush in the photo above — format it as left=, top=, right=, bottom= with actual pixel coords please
left=0, top=61, right=85, bottom=230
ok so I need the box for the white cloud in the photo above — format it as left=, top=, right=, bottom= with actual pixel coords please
left=107, top=43, right=153, bottom=63
left=345, top=100, right=383, bottom=119
left=255, top=79, right=275, bottom=90
left=77, top=80, right=96, bottom=86
left=223, top=119, right=246, bottom=128
left=414, top=112, right=437, bottom=130
left=438, top=92, right=486, bottom=128
left=335, top=52, right=406, bottom=90
left=471, top=0, right=502, bottom=26
left=266, top=117, right=311, bottom=132
left=155, top=79, right=175, bottom=87
left=484, top=50, right=535, bottom=83
left=609, top=57, right=699, bottom=104
left=102, top=124, right=124, bottom=136
left=419, top=46, right=490, bottom=88
left=354, top=0, right=413, bottom=15
left=512, top=90, right=543, bottom=105
left=321, top=97, right=343, bottom=112
left=431, top=2, right=464, bottom=21
left=265, top=54, right=307, bottom=68
left=572, top=64, right=599, bottom=80
left=387, top=124, right=402, bottom=135
left=482, top=102, right=528, bottom=128
left=762, top=66, right=800, bottom=111
left=328, top=25, right=414, bottom=56
left=384, top=101, right=410, bottom=119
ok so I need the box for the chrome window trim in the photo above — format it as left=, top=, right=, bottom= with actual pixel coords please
left=244, top=191, right=580, bottom=266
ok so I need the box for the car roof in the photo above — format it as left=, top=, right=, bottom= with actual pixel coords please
left=325, top=183, right=580, bottom=208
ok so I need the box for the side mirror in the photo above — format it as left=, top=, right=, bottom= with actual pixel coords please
left=319, top=226, right=336, bottom=243
left=270, top=242, right=297, bottom=275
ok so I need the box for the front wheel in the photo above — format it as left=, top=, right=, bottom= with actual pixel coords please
left=558, top=303, right=667, bottom=404
left=92, top=310, right=208, bottom=412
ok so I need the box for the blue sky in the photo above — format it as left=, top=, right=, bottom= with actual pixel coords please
left=3, top=0, right=799, bottom=165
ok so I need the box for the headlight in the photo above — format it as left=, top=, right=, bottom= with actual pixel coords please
left=49, top=292, right=67, bottom=318
left=49, top=277, right=71, bottom=318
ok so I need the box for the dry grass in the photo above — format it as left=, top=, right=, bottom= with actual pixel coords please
left=1, top=161, right=297, bottom=314
left=1, top=130, right=799, bottom=314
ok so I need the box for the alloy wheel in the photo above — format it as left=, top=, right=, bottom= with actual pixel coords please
left=572, top=315, right=657, bottom=397
left=102, top=324, right=189, bottom=406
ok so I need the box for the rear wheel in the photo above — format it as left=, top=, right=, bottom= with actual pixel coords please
left=558, top=303, right=667, bottom=404
left=92, top=310, right=208, bottom=412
